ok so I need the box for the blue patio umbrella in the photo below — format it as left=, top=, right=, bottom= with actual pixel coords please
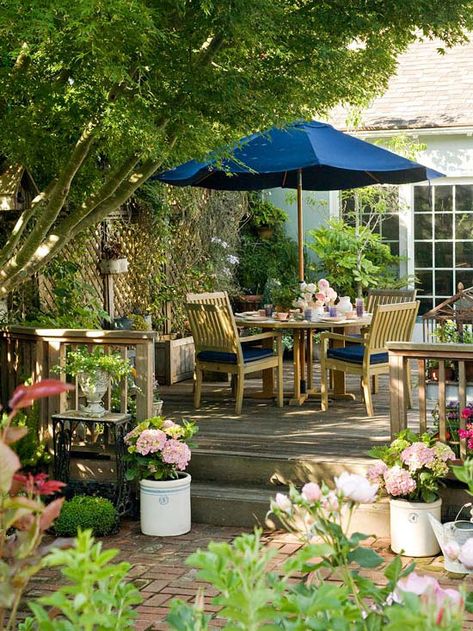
left=156, top=120, right=444, bottom=280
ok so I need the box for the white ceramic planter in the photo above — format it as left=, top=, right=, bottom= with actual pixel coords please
left=140, top=473, right=191, bottom=536
left=390, top=497, right=442, bottom=557
left=99, top=258, right=129, bottom=274
left=78, top=370, right=109, bottom=417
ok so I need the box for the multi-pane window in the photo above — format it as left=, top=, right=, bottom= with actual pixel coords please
left=341, top=190, right=400, bottom=256
left=414, top=184, right=473, bottom=315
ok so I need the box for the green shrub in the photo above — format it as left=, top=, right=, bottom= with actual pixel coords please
left=54, top=496, right=118, bottom=537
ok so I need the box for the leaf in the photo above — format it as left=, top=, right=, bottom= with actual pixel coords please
left=0, top=440, right=21, bottom=492
left=2, top=426, right=28, bottom=445
left=39, top=497, right=65, bottom=531
left=9, top=380, right=74, bottom=410
left=347, top=547, right=384, bottom=568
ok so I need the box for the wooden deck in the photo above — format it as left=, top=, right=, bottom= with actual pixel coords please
left=160, top=362, right=418, bottom=464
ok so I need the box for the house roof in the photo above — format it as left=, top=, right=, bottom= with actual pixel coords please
left=330, top=38, right=473, bottom=132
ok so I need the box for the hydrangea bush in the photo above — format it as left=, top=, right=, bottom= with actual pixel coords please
left=368, top=430, right=455, bottom=502
left=124, top=416, right=197, bottom=481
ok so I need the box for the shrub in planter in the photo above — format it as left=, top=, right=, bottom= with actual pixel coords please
left=53, top=495, right=118, bottom=537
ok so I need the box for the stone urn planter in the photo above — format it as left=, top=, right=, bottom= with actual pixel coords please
left=99, top=258, right=129, bottom=274
left=77, top=370, right=109, bottom=417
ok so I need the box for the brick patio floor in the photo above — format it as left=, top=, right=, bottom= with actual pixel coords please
left=20, top=519, right=473, bottom=629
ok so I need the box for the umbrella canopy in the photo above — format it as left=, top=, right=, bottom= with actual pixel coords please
left=156, top=120, right=444, bottom=279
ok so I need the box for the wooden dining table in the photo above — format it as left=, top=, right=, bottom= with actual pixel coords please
left=235, top=314, right=372, bottom=405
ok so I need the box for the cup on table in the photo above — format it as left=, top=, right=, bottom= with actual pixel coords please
left=346, top=310, right=358, bottom=319
left=304, top=308, right=313, bottom=322
left=264, top=304, right=273, bottom=317
left=275, top=312, right=289, bottom=321
left=258, top=309, right=266, bottom=317
left=355, top=298, right=364, bottom=318
left=328, top=305, right=337, bottom=318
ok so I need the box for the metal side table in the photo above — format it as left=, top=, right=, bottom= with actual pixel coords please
left=52, top=410, right=133, bottom=516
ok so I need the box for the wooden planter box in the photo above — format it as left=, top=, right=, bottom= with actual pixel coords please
left=155, top=335, right=195, bottom=385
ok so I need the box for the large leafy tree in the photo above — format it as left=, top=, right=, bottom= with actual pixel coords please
left=0, top=0, right=471, bottom=295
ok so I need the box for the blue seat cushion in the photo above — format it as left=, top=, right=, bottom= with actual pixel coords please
left=327, top=344, right=388, bottom=365
left=197, top=347, right=274, bottom=364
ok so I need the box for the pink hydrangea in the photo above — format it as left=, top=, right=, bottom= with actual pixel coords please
left=161, top=439, right=191, bottom=471
left=162, top=419, right=176, bottom=429
left=400, top=442, right=435, bottom=471
left=384, top=465, right=416, bottom=497
left=433, top=442, right=456, bottom=462
left=367, top=461, right=388, bottom=485
left=135, top=429, right=167, bottom=455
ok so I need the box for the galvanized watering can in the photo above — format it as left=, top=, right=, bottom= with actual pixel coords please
left=428, top=508, right=473, bottom=573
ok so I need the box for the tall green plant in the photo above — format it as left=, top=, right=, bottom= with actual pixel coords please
left=308, top=218, right=403, bottom=298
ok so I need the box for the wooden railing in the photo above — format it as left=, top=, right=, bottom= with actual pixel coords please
left=388, top=341, right=473, bottom=458
left=0, top=326, right=156, bottom=434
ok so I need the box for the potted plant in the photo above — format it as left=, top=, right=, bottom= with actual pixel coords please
left=249, top=195, right=288, bottom=240
left=368, top=430, right=455, bottom=557
left=124, top=416, right=197, bottom=536
left=99, top=234, right=129, bottom=274
left=271, top=283, right=297, bottom=319
left=58, top=346, right=132, bottom=417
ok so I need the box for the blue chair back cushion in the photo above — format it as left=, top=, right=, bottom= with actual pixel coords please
left=197, top=347, right=274, bottom=364
left=327, top=344, right=388, bottom=365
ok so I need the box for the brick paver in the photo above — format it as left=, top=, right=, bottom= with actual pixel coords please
left=20, top=520, right=473, bottom=629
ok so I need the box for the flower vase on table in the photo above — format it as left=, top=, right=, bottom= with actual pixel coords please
left=124, top=416, right=198, bottom=536
left=368, top=431, right=455, bottom=557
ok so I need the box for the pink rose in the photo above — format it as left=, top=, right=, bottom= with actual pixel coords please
left=444, top=541, right=460, bottom=561
left=315, top=292, right=326, bottom=303
left=322, top=490, right=339, bottom=512
left=274, top=493, right=292, bottom=513
left=301, top=482, right=322, bottom=502
left=335, top=472, right=378, bottom=504
left=395, top=573, right=438, bottom=600
left=459, top=538, right=473, bottom=569
left=326, top=288, right=338, bottom=302
left=318, top=279, right=329, bottom=290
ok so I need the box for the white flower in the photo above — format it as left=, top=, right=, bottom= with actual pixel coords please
left=306, top=283, right=317, bottom=293
left=227, top=254, right=239, bottom=265
left=335, top=472, right=378, bottom=504
left=300, top=282, right=307, bottom=291
left=274, top=493, right=292, bottom=513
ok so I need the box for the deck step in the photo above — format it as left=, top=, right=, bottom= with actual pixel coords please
left=191, top=480, right=391, bottom=536
left=189, top=449, right=373, bottom=486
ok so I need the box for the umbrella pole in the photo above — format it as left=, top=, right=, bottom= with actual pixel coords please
left=297, top=169, right=304, bottom=283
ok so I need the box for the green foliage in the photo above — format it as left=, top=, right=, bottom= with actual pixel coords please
left=1, top=1, right=470, bottom=293
left=4, top=406, right=50, bottom=468
left=308, top=218, right=403, bottom=298
left=20, top=530, right=142, bottom=630
left=248, top=194, right=288, bottom=228
left=19, top=258, right=110, bottom=329
left=53, top=496, right=118, bottom=537
left=58, top=346, right=131, bottom=381
left=237, top=230, right=298, bottom=295
left=451, top=458, right=473, bottom=496
left=271, top=282, right=299, bottom=311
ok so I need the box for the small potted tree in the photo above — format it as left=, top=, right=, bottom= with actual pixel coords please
left=250, top=196, right=288, bottom=240
left=59, top=346, right=132, bottom=417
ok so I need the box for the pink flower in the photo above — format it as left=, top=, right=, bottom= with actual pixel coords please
left=459, top=538, right=473, bottom=569
left=444, top=541, right=460, bottom=561
left=395, top=572, right=438, bottom=599
left=301, top=482, right=322, bottom=502
left=335, top=472, right=378, bottom=503
left=161, top=439, right=191, bottom=470
left=326, top=288, right=337, bottom=302
left=162, top=419, right=176, bottom=429
left=274, top=493, right=292, bottom=513
left=318, top=278, right=329, bottom=291
left=322, top=490, right=339, bottom=512
left=135, top=429, right=167, bottom=455
left=433, top=442, right=456, bottom=462
left=400, top=442, right=435, bottom=471
left=384, top=466, right=416, bottom=497
left=315, top=292, right=326, bottom=303
left=367, top=461, right=388, bottom=485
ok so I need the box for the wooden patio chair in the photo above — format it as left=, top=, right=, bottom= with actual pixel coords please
left=186, top=291, right=283, bottom=415
left=320, top=301, right=419, bottom=417
left=366, top=288, right=417, bottom=313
